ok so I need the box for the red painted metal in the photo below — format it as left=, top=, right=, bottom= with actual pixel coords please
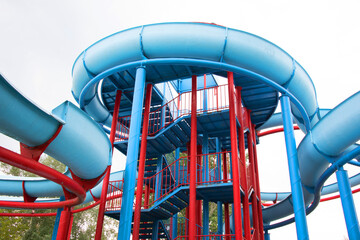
left=247, top=130, right=260, bottom=240
left=224, top=203, right=231, bottom=240
left=0, top=146, right=85, bottom=209
left=249, top=121, right=265, bottom=240
left=227, top=72, right=242, bottom=240
left=56, top=206, right=72, bottom=240
left=22, top=181, right=37, bottom=203
left=95, top=89, right=122, bottom=240
left=20, top=125, right=63, bottom=161
left=115, top=84, right=229, bottom=141
left=133, top=84, right=153, bottom=240
left=144, top=184, right=150, bottom=209
left=67, top=214, right=74, bottom=240
left=69, top=168, right=106, bottom=192
left=236, top=86, right=251, bottom=240
left=189, top=75, right=198, bottom=240
left=258, top=126, right=300, bottom=137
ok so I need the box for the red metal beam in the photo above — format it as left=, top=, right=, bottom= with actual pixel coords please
left=249, top=121, right=265, bottom=240
left=236, top=86, right=252, bottom=240
left=189, top=75, right=198, bottom=240
left=95, top=89, right=122, bottom=240
left=57, top=206, right=72, bottom=240
left=227, top=72, right=242, bottom=240
left=133, top=84, right=153, bottom=240
left=0, top=146, right=86, bottom=209
left=258, top=126, right=300, bottom=137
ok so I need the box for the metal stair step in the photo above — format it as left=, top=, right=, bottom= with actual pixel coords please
left=167, top=195, right=187, bottom=209
left=175, top=191, right=189, bottom=203
left=160, top=201, right=180, bottom=214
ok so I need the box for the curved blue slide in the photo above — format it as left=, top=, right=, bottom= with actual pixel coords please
left=0, top=73, right=120, bottom=202
left=0, top=22, right=359, bottom=228
left=70, top=22, right=360, bottom=224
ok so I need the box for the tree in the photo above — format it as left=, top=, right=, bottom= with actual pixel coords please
left=0, top=155, right=118, bottom=239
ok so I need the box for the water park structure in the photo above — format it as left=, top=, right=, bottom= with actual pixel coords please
left=0, top=22, right=359, bottom=240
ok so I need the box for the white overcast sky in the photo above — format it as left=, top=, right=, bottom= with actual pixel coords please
left=0, top=1, right=359, bottom=239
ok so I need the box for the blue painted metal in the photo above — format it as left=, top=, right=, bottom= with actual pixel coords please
left=172, top=214, right=178, bottom=239
left=280, top=94, right=309, bottom=240
left=118, top=67, right=146, bottom=240
left=336, top=167, right=360, bottom=240
left=75, top=58, right=310, bottom=133
left=52, top=196, right=65, bottom=239
left=151, top=220, right=159, bottom=240
left=155, top=156, right=163, bottom=200
left=264, top=230, right=270, bottom=240
left=216, top=138, right=223, bottom=235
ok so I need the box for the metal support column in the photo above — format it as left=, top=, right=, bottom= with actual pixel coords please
left=56, top=206, right=71, bottom=240
left=216, top=138, right=223, bottom=236
left=203, top=132, right=209, bottom=238
left=95, top=89, right=122, bottom=240
left=172, top=147, right=180, bottom=239
left=250, top=122, right=265, bottom=240
left=118, top=67, right=146, bottom=240
left=227, top=72, right=243, bottom=240
left=52, top=196, right=65, bottom=240
left=189, top=75, right=198, bottom=240
left=280, top=94, right=309, bottom=240
left=133, top=84, right=153, bottom=240
left=152, top=220, right=160, bottom=240
left=235, top=86, right=251, bottom=240
left=336, top=167, right=360, bottom=240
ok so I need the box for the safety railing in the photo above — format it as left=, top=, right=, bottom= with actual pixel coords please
left=105, top=180, right=124, bottom=211
left=115, top=84, right=229, bottom=141
left=174, top=234, right=235, bottom=240
left=143, top=151, right=231, bottom=209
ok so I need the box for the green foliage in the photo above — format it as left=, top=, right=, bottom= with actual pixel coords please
left=0, top=155, right=118, bottom=239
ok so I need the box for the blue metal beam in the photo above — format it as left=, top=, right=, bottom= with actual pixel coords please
left=118, top=67, right=146, bottom=240
left=280, top=94, right=309, bottom=240
left=336, top=167, right=360, bottom=240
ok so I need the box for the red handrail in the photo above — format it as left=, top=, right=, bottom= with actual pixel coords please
left=115, top=84, right=229, bottom=141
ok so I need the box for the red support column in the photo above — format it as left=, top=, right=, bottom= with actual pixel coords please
left=57, top=206, right=71, bottom=240
left=67, top=214, right=74, bottom=240
left=227, top=72, right=243, bottom=240
left=95, top=89, right=122, bottom=240
left=247, top=129, right=260, bottom=240
left=144, top=184, right=150, bottom=209
left=189, top=75, right=198, bottom=240
left=249, top=120, right=265, bottom=240
left=223, top=151, right=231, bottom=240
left=133, top=84, right=153, bottom=240
left=224, top=203, right=231, bottom=240
left=236, top=86, right=251, bottom=240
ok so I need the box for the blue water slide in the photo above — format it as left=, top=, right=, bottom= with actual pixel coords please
left=0, top=74, right=113, bottom=200
left=70, top=23, right=360, bottom=224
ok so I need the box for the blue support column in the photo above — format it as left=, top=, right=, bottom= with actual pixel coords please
left=52, top=196, right=65, bottom=240
left=152, top=220, right=160, bottom=240
left=264, top=230, right=270, bottom=240
left=118, top=67, right=146, bottom=240
left=336, top=167, right=360, bottom=240
left=280, top=95, right=309, bottom=240
left=215, top=138, right=223, bottom=235
left=161, top=83, right=166, bottom=128
left=172, top=214, right=178, bottom=239
left=155, top=155, right=163, bottom=201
